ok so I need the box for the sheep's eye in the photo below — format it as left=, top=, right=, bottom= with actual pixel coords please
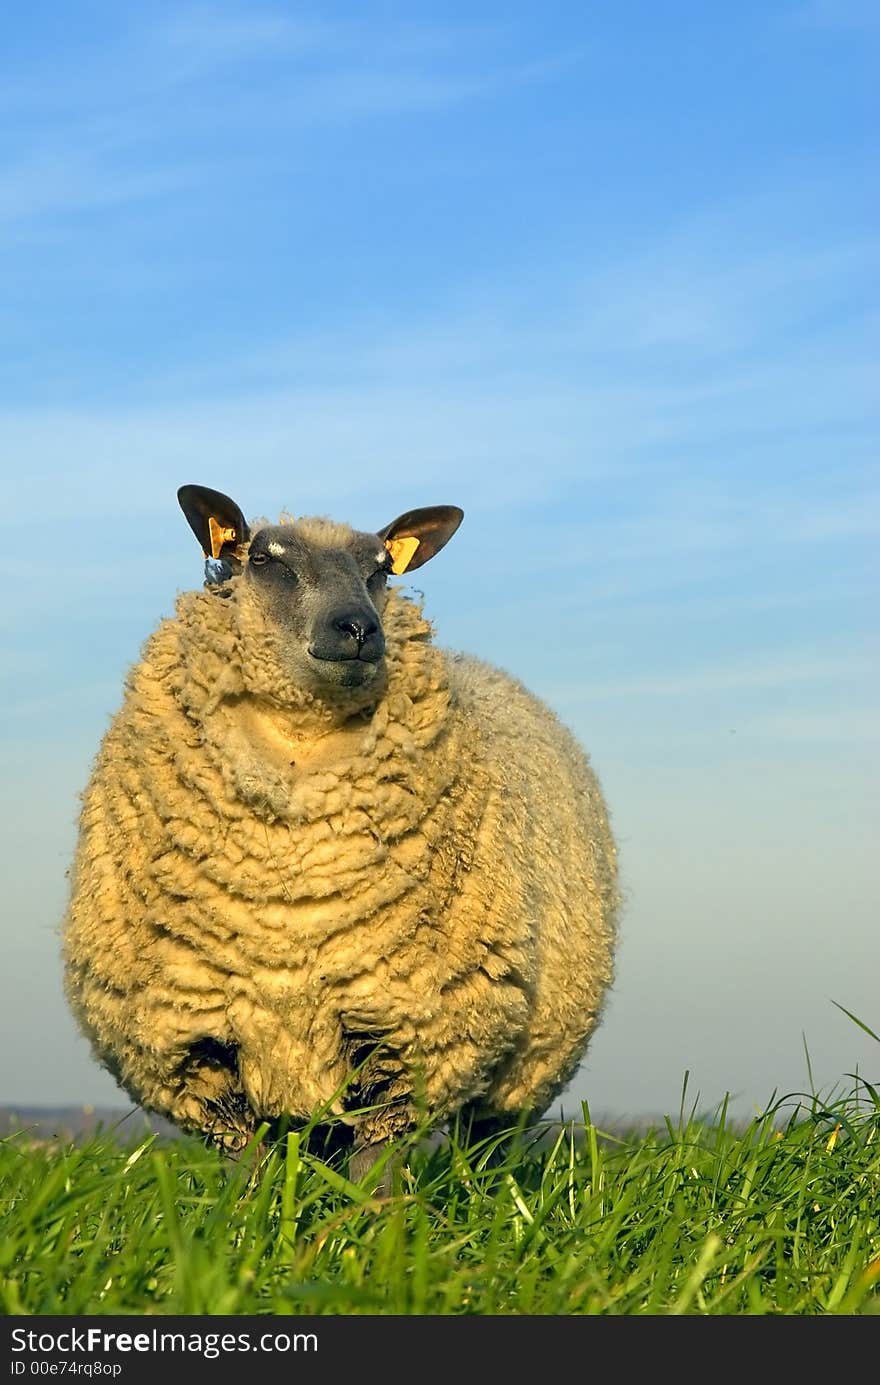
left=368, top=556, right=392, bottom=581
left=250, top=551, right=269, bottom=567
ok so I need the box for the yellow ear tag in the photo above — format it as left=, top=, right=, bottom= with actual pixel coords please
left=384, top=535, right=420, bottom=574
left=207, top=516, right=238, bottom=560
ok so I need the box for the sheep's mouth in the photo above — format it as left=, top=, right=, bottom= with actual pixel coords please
left=307, top=651, right=381, bottom=686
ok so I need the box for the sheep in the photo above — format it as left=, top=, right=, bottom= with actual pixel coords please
left=62, top=484, right=620, bottom=1180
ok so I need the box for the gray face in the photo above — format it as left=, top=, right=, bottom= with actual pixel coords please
left=244, top=524, right=394, bottom=692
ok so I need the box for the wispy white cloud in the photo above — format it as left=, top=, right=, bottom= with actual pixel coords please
left=1, top=248, right=876, bottom=537
left=0, top=6, right=576, bottom=234
left=550, top=650, right=877, bottom=702
left=0, top=149, right=197, bottom=224
left=4, top=367, right=874, bottom=537
left=574, top=240, right=880, bottom=354
left=0, top=10, right=393, bottom=116
left=788, top=0, right=880, bottom=32
left=155, top=6, right=331, bottom=70
left=147, top=5, right=526, bottom=79
left=747, top=709, right=880, bottom=742
left=207, top=165, right=879, bottom=410
left=0, top=381, right=656, bottom=525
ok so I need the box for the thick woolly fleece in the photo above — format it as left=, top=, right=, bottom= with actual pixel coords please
left=63, top=517, right=619, bottom=1150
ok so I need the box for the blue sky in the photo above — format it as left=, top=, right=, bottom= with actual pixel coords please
left=2, top=1, right=877, bottom=1122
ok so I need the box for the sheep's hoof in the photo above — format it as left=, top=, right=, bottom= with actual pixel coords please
left=349, top=1139, right=393, bottom=1195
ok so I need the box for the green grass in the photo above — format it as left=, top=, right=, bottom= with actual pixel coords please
left=2, top=1072, right=879, bottom=1316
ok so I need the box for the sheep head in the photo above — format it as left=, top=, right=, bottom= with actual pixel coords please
left=178, top=484, right=463, bottom=701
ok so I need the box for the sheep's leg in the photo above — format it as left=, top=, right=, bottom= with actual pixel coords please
left=457, top=1106, right=524, bottom=1167
left=349, top=1137, right=395, bottom=1194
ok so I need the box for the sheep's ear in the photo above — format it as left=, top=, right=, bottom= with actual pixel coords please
left=177, top=485, right=250, bottom=559
left=378, top=505, right=464, bottom=574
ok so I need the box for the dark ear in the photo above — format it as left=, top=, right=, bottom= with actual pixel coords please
left=378, top=505, right=464, bottom=574
left=177, top=485, right=250, bottom=559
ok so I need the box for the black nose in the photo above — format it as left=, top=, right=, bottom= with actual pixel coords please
left=308, top=608, right=385, bottom=664
left=333, top=613, right=378, bottom=646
